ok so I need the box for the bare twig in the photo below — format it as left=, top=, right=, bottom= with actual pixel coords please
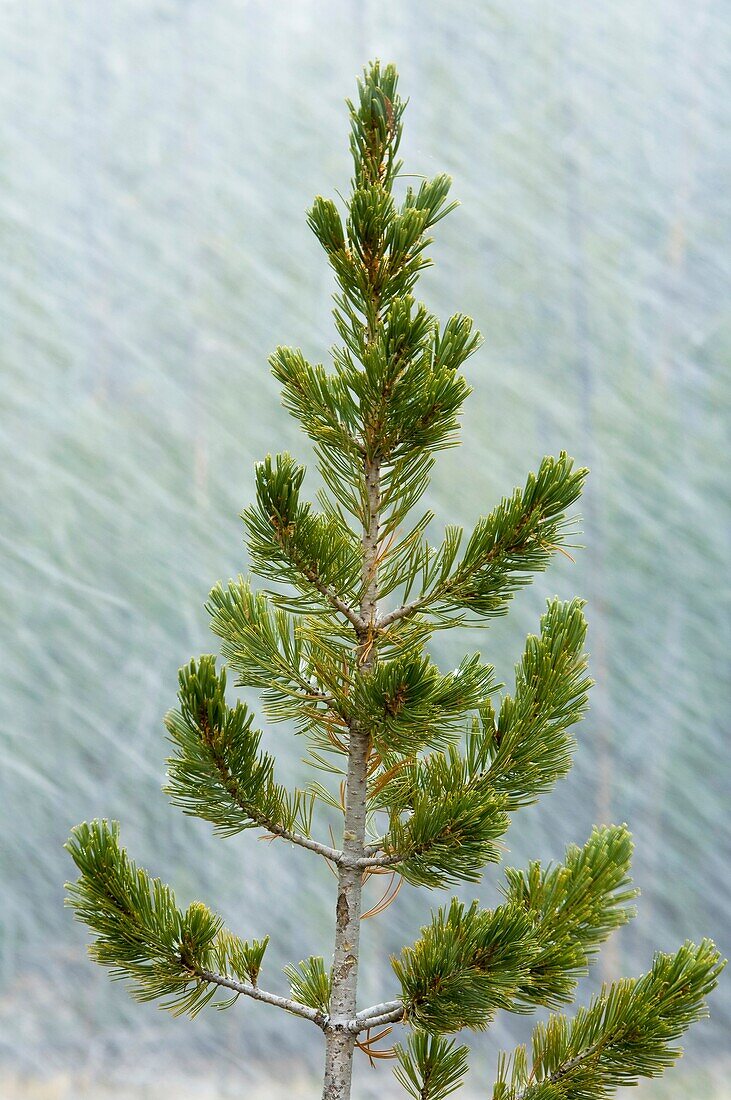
left=260, top=824, right=347, bottom=866
left=350, top=1000, right=405, bottom=1033
left=358, top=851, right=402, bottom=869
left=376, top=593, right=431, bottom=630
left=282, top=538, right=366, bottom=632
left=197, top=968, right=326, bottom=1029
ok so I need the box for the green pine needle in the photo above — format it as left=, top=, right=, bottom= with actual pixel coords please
left=500, top=824, right=638, bottom=1010
left=393, top=898, right=537, bottom=1033
left=164, top=654, right=312, bottom=838
left=372, top=747, right=510, bottom=889
left=479, top=597, right=591, bottom=809
left=394, top=1032, right=470, bottom=1100
left=243, top=452, right=362, bottom=609
left=493, top=939, right=725, bottom=1099
left=283, top=956, right=332, bottom=1016
left=64, top=820, right=269, bottom=1018
left=353, top=650, right=496, bottom=757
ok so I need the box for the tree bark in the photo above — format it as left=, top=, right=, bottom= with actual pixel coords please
left=322, top=457, right=380, bottom=1100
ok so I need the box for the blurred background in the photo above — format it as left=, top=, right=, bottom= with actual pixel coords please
left=1, top=1, right=729, bottom=1097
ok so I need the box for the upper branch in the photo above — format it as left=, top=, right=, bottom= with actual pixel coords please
left=243, top=453, right=364, bottom=626
left=377, top=453, right=587, bottom=632
left=294, top=563, right=365, bottom=632
left=165, top=655, right=346, bottom=862
left=208, top=579, right=353, bottom=736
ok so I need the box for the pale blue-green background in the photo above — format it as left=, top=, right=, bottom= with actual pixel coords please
left=1, top=2, right=729, bottom=1097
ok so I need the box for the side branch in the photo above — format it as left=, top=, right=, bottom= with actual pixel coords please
left=299, top=563, right=366, bottom=632
left=261, top=822, right=346, bottom=865
left=495, top=939, right=725, bottom=1099
left=358, top=852, right=402, bottom=869
left=377, top=594, right=429, bottom=631
left=278, top=523, right=365, bottom=630
left=378, top=454, right=588, bottom=632
left=197, top=967, right=327, bottom=1028
left=350, top=999, right=405, bottom=1033
left=168, top=664, right=347, bottom=862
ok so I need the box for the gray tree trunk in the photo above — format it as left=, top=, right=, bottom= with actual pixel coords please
left=322, top=457, right=381, bottom=1100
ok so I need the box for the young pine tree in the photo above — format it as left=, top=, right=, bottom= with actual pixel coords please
left=66, top=62, right=723, bottom=1100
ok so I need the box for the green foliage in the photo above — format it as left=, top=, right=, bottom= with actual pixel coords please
left=65, top=820, right=268, bottom=1017
left=351, top=296, right=474, bottom=461
left=284, top=956, right=332, bottom=1015
left=372, top=745, right=510, bottom=889
left=394, top=825, right=641, bottom=1032
left=216, top=931, right=270, bottom=988
left=393, top=898, right=536, bottom=1032
left=492, top=940, right=724, bottom=1100
left=346, top=60, right=405, bottom=189
left=207, top=578, right=347, bottom=739
left=305, top=62, right=478, bottom=532
left=164, top=655, right=312, bottom=838
left=394, top=1032, right=469, bottom=1100
left=370, top=599, right=588, bottom=888
left=269, top=345, right=365, bottom=516
left=242, top=452, right=361, bottom=611
left=501, top=825, right=638, bottom=1011
left=310, top=62, right=443, bottom=339
left=353, top=651, right=495, bottom=757
left=384, top=454, right=587, bottom=632
left=478, top=598, right=590, bottom=809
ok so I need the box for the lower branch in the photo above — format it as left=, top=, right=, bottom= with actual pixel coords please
left=259, top=821, right=346, bottom=865
left=199, top=714, right=346, bottom=865
left=359, top=852, right=402, bottom=869
left=351, top=1000, right=405, bottom=1033
left=196, top=968, right=327, bottom=1028
left=198, top=965, right=404, bottom=1036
